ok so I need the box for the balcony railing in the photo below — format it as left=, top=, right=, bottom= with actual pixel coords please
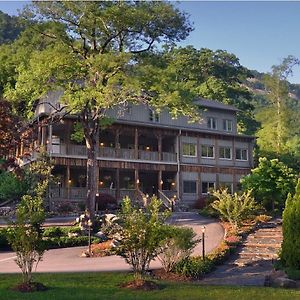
left=48, top=144, right=176, bottom=162
left=50, top=187, right=136, bottom=200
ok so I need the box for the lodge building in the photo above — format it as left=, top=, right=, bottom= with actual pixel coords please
left=20, top=93, right=254, bottom=210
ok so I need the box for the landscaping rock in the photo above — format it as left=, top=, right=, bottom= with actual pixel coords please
left=272, top=277, right=297, bottom=288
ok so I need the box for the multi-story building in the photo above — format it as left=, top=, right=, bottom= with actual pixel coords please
left=20, top=94, right=254, bottom=210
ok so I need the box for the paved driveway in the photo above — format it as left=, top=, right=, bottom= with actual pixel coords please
left=0, top=212, right=224, bottom=274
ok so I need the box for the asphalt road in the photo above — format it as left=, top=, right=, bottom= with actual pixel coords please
left=0, top=212, right=224, bottom=274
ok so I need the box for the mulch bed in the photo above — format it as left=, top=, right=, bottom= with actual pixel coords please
left=10, top=282, right=48, bottom=293
left=120, top=279, right=161, bottom=291
left=150, top=268, right=191, bottom=282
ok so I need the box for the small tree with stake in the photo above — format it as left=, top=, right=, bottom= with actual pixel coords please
left=7, top=151, right=52, bottom=292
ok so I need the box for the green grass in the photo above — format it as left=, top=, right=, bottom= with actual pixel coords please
left=0, top=272, right=299, bottom=300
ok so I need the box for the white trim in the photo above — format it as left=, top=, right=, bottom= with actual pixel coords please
left=235, top=148, right=248, bottom=161
left=219, top=146, right=232, bottom=160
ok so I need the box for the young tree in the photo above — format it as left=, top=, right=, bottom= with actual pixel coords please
left=7, top=151, right=52, bottom=287
left=108, top=196, right=168, bottom=280
left=211, top=189, right=258, bottom=229
left=5, top=1, right=197, bottom=221
left=241, top=157, right=296, bottom=211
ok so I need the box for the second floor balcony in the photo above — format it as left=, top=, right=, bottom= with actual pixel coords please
left=48, top=144, right=177, bottom=163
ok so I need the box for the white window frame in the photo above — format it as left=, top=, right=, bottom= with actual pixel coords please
left=207, top=117, right=217, bottom=130
left=182, top=143, right=197, bottom=157
left=149, top=109, right=160, bottom=122
left=201, top=145, right=215, bottom=158
left=201, top=181, right=216, bottom=194
left=223, top=119, right=233, bottom=132
left=219, top=146, right=232, bottom=160
left=235, top=148, right=248, bottom=161
left=183, top=180, right=197, bottom=194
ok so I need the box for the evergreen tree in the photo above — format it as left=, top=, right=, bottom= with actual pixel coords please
left=281, top=179, right=300, bottom=269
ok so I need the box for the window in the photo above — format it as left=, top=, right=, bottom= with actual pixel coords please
left=223, top=119, right=233, bottom=132
left=126, top=105, right=132, bottom=115
left=201, top=145, right=214, bottom=158
left=219, top=146, right=232, bottom=160
left=236, top=148, right=248, bottom=161
left=219, top=182, right=233, bottom=194
left=183, top=181, right=197, bottom=194
left=149, top=109, right=159, bottom=122
left=202, top=182, right=215, bottom=194
left=207, top=117, right=217, bottom=130
left=183, top=143, right=197, bottom=157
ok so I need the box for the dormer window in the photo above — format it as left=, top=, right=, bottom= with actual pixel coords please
left=207, top=117, right=217, bottom=130
left=149, top=109, right=159, bottom=122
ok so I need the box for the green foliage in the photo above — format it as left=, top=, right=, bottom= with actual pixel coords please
left=157, top=225, right=198, bottom=273
left=281, top=179, right=300, bottom=269
left=173, top=256, right=214, bottom=279
left=149, top=46, right=256, bottom=134
left=43, top=236, right=100, bottom=250
left=211, top=189, right=258, bottom=229
left=255, top=56, right=300, bottom=170
left=0, top=171, right=26, bottom=203
left=241, top=157, right=296, bottom=211
left=7, top=195, right=46, bottom=284
left=6, top=151, right=53, bottom=284
left=70, top=122, right=84, bottom=143
left=108, top=196, right=168, bottom=279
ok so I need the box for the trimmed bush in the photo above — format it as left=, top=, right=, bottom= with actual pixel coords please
left=173, top=256, right=214, bottom=279
left=43, top=236, right=100, bottom=249
left=281, top=179, right=300, bottom=269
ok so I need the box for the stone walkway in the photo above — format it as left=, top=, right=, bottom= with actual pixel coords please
left=199, top=219, right=283, bottom=286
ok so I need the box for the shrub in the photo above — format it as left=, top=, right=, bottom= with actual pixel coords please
left=0, top=171, right=26, bottom=203
left=211, top=189, right=259, bottom=229
left=43, top=227, right=64, bottom=238
left=0, top=228, right=9, bottom=250
left=43, top=236, right=100, bottom=249
left=241, top=157, right=296, bottom=211
left=281, top=179, right=300, bottom=269
left=157, top=226, right=198, bottom=273
left=173, top=256, right=214, bottom=279
left=96, top=193, right=118, bottom=211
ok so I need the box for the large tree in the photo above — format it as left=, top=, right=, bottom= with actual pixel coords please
left=256, top=56, right=300, bottom=166
left=6, top=1, right=198, bottom=221
left=146, top=46, right=257, bottom=135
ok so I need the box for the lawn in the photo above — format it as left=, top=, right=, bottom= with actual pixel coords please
left=0, top=272, right=299, bottom=300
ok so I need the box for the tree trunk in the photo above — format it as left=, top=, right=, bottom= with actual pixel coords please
left=85, top=133, right=98, bottom=222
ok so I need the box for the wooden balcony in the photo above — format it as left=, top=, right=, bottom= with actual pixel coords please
left=49, top=144, right=177, bottom=162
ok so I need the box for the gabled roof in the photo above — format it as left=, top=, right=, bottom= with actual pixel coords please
left=195, top=97, right=239, bottom=112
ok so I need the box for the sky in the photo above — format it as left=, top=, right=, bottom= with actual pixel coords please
left=0, top=1, right=299, bottom=83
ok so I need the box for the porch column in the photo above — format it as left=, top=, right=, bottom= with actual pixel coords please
left=48, top=123, right=53, bottom=155
left=115, top=128, right=120, bottom=158
left=116, top=168, right=120, bottom=201
left=134, top=169, right=139, bottom=199
left=158, top=170, right=163, bottom=191
left=158, top=134, right=162, bottom=161
left=66, top=164, right=71, bottom=200
left=41, top=125, right=47, bottom=147
left=134, top=128, right=139, bottom=159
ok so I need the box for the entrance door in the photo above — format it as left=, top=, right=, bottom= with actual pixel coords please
left=139, top=171, right=158, bottom=196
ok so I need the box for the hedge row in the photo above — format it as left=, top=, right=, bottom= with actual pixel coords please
left=0, top=227, right=100, bottom=250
